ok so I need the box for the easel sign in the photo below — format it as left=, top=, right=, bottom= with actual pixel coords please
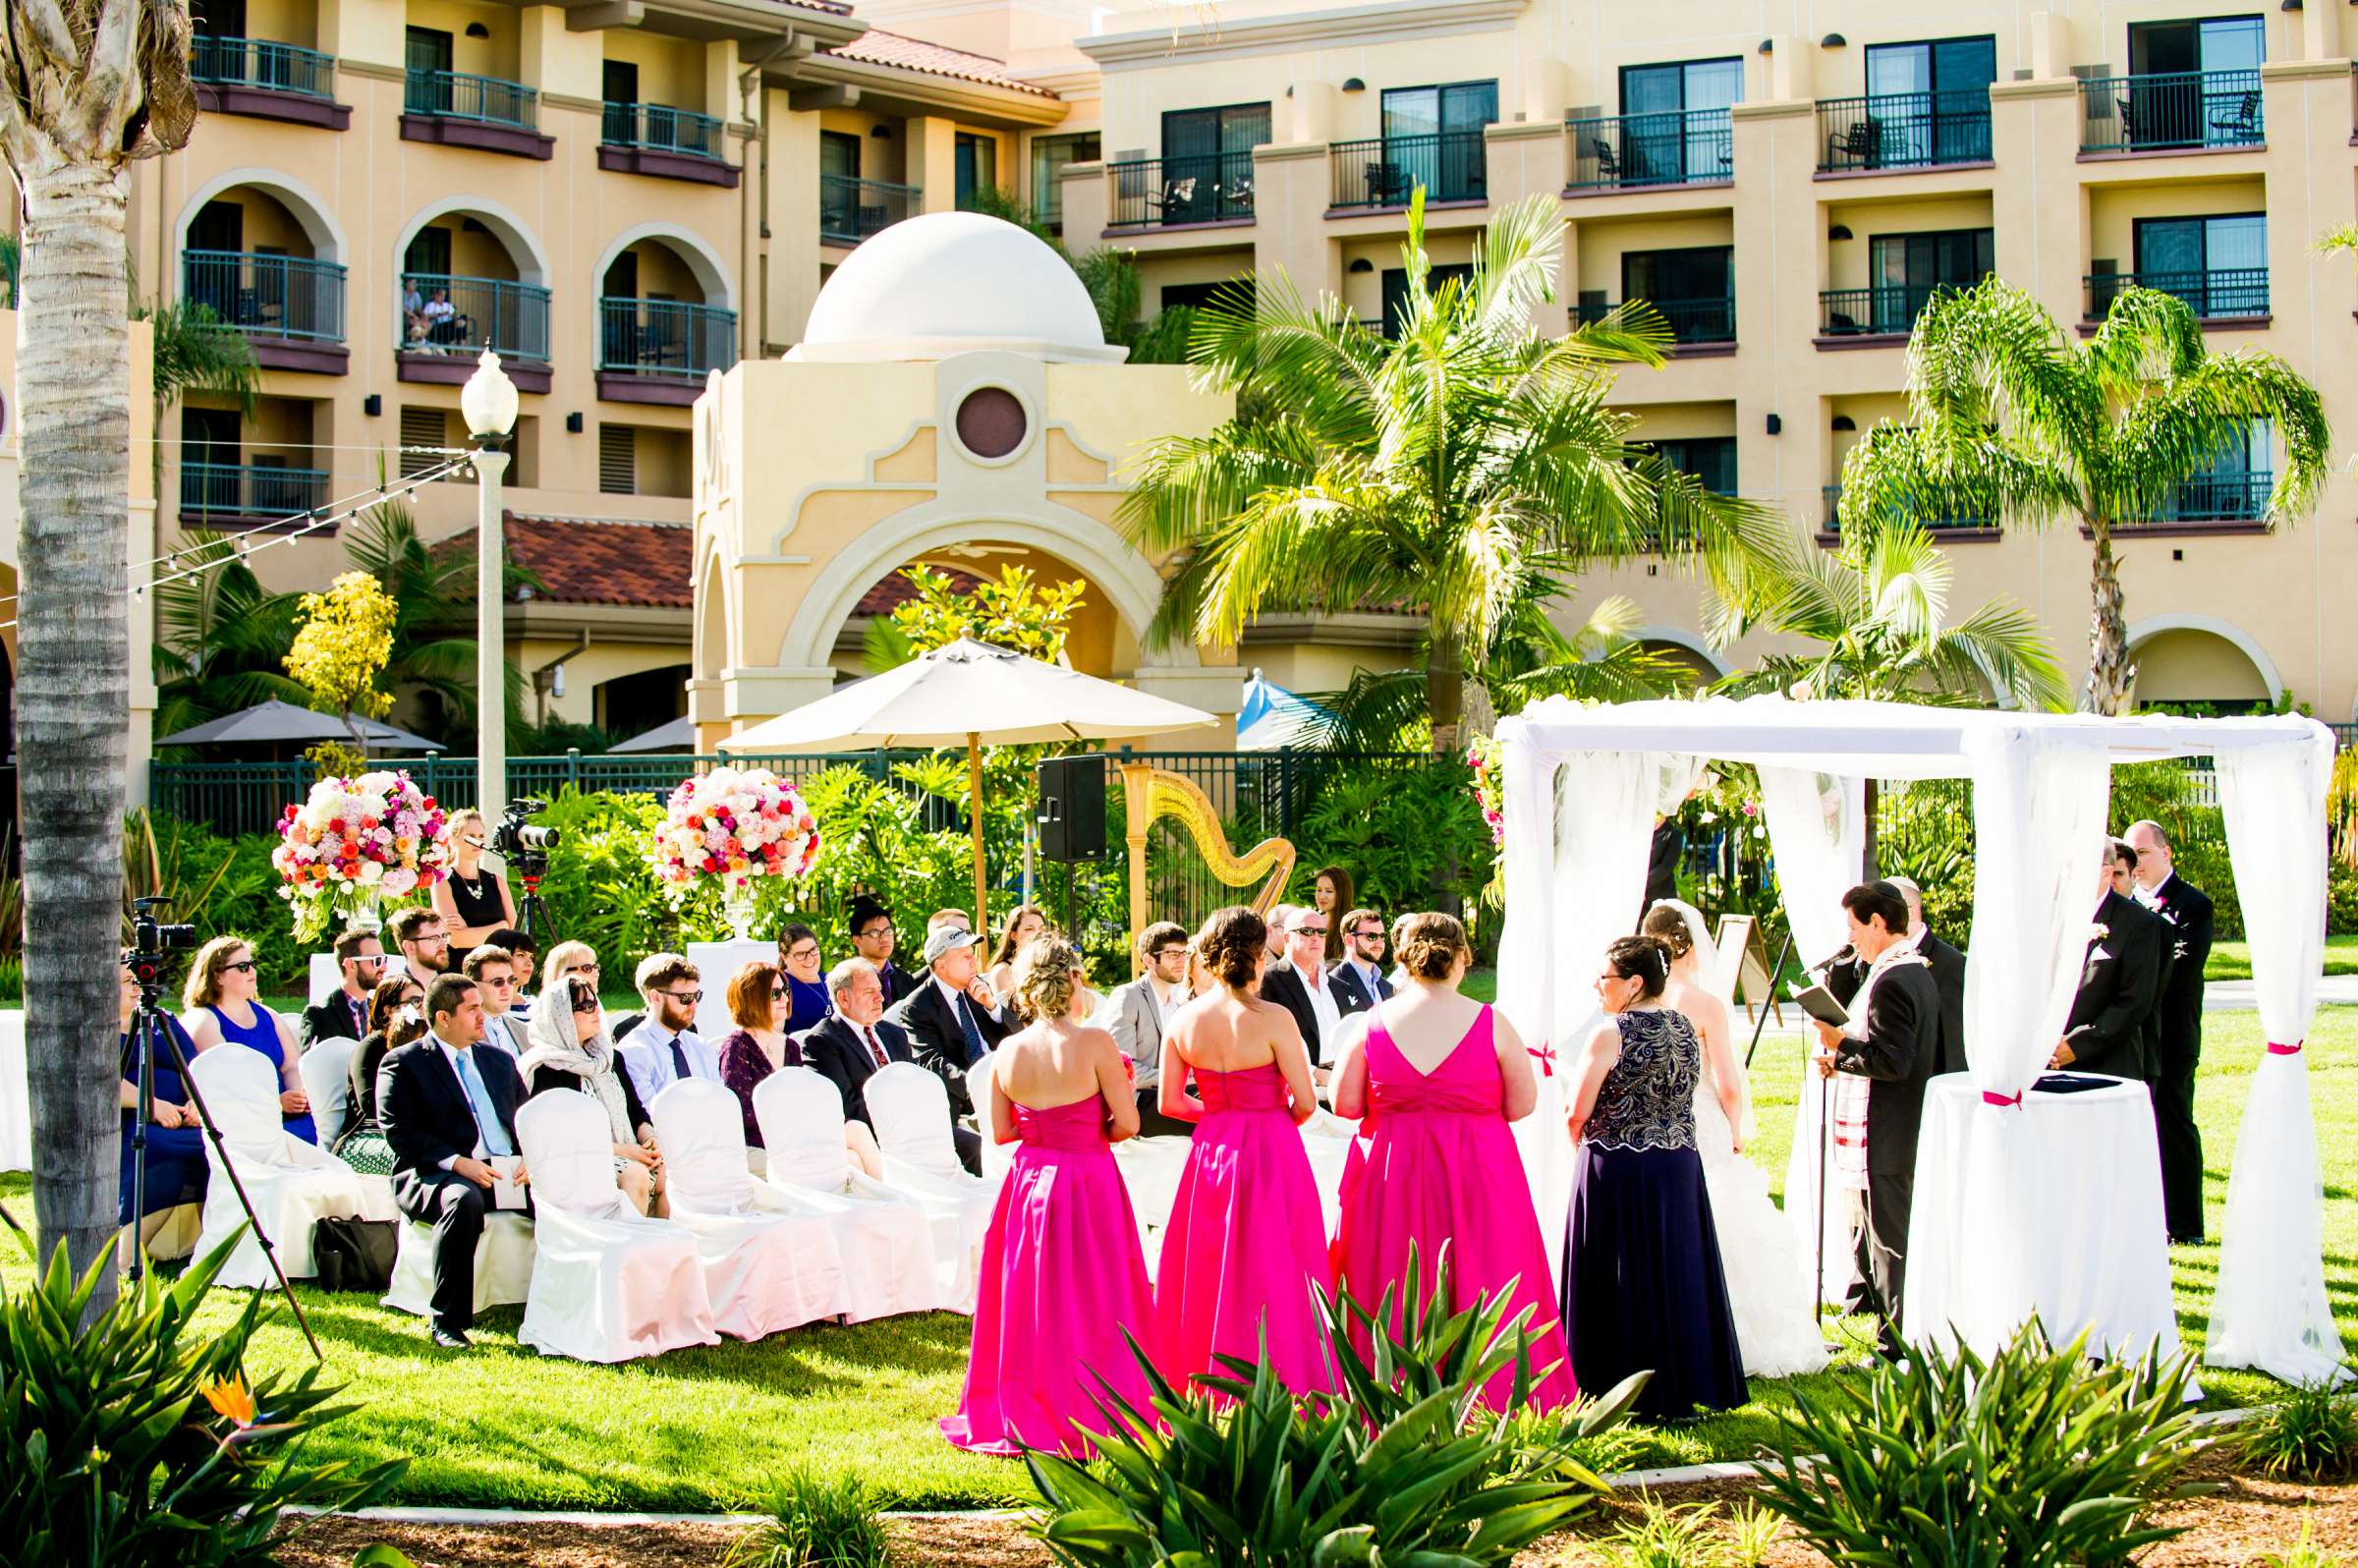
left=1714, top=914, right=1783, bottom=1027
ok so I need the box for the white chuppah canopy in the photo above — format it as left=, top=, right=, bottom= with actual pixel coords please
left=1495, top=695, right=2341, bottom=1385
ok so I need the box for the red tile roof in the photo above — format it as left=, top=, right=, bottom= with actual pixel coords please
left=821, top=29, right=1061, bottom=98
left=856, top=564, right=980, bottom=617
left=440, top=515, right=693, bottom=608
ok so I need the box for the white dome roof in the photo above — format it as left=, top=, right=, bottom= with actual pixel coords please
left=793, top=212, right=1127, bottom=364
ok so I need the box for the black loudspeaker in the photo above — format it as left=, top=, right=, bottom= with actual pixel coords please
left=1037, top=755, right=1108, bottom=863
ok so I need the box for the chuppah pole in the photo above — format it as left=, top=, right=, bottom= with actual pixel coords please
left=1815, top=1068, right=1832, bottom=1326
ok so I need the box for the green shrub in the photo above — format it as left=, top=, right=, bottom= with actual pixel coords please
left=1026, top=1247, right=1646, bottom=1567
left=1754, top=1319, right=2210, bottom=1567
left=1607, top=1497, right=1725, bottom=1567
left=1723, top=1501, right=1784, bottom=1567
left=722, top=1468, right=892, bottom=1568
left=0, top=1219, right=404, bottom=1565
left=2238, top=1372, right=2358, bottom=1482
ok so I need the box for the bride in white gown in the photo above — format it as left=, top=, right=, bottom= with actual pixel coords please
left=1642, top=901, right=1829, bottom=1377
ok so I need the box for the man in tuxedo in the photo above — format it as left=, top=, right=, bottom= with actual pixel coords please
left=1328, top=907, right=1394, bottom=1019
left=884, top=924, right=1008, bottom=1168
left=1882, top=877, right=1968, bottom=1077
left=460, top=945, right=532, bottom=1058
left=301, top=927, right=383, bottom=1047
left=849, top=898, right=920, bottom=1008
left=1260, top=907, right=1340, bottom=1071
left=387, top=906, right=451, bottom=980
left=1106, top=921, right=1195, bottom=1136
left=2127, top=818, right=2215, bottom=1243
left=1811, top=881, right=1940, bottom=1360
left=617, top=953, right=720, bottom=1107
left=1644, top=813, right=1684, bottom=913
left=2052, top=840, right=2164, bottom=1080
left=1263, top=906, right=1296, bottom=962
left=378, top=974, right=528, bottom=1349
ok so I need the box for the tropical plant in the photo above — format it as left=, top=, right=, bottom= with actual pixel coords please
left=0, top=1219, right=406, bottom=1564
left=2238, top=1372, right=2358, bottom=1482
left=340, top=495, right=536, bottom=746
left=721, top=1467, right=892, bottom=1568
left=1754, top=1318, right=2211, bottom=1565
left=1607, top=1497, right=1727, bottom=1568
left=1723, top=1501, right=1785, bottom=1567
left=1711, top=513, right=2069, bottom=710
left=149, top=530, right=307, bottom=741
left=1026, top=1247, right=1647, bottom=1567
left=2261, top=1516, right=2348, bottom=1568
left=1837, top=276, right=2329, bottom=713
left=1121, top=191, right=1785, bottom=751
left=140, top=297, right=260, bottom=416
left=284, top=569, right=400, bottom=772
left=863, top=562, right=1086, bottom=671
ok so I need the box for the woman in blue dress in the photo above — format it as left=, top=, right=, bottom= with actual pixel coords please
left=776, top=924, right=833, bottom=1036
left=117, top=958, right=208, bottom=1245
left=180, top=934, right=317, bottom=1144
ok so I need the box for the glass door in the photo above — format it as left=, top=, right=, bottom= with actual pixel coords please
left=1379, top=81, right=1495, bottom=202
left=1619, top=59, right=1740, bottom=185
left=1160, top=103, right=1269, bottom=223
left=1870, top=228, right=1993, bottom=333
left=1622, top=247, right=1734, bottom=342
left=2134, top=213, right=2265, bottom=315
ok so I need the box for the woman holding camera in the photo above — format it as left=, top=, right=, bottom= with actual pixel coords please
left=434, top=809, right=519, bottom=951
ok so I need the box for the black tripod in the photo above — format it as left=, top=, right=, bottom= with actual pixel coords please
left=122, top=958, right=323, bottom=1361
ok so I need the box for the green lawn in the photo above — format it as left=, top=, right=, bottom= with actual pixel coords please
left=2203, top=935, right=2358, bottom=982
left=5, top=1005, right=2353, bottom=1512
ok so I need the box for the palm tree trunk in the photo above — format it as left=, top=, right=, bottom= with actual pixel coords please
left=1426, top=643, right=1465, bottom=755
left=18, top=155, right=135, bottom=1308
left=2082, top=517, right=2135, bottom=715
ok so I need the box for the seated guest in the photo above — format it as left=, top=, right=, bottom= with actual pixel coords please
left=484, top=926, right=539, bottom=1010
left=378, top=974, right=529, bottom=1349
left=984, top=904, right=1048, bottom=1011
left=461, top=945, right=532, bottom=1057
left=776, top=924, right=833, bottom=1035
left=1328, top=907, right=1393, bottom=1019
left=387, top=906, right=452, bottom=980
left=2052, top=839, right=2164, bottom=1079
left=928, top=909, right=974, bottom=932
left=181, top=935, right=315, bottom=1144
left=1263, top=905, right=1297, bottom=962
left=802, top=957, right=973, bottom=1167
left=117, top=957, right=207, bottom=1257
left=1106, top=921, right=1197, bottom=1137
left=349, top=975, right=426, bottom=1145
left=848, top=897, right=918, bottom=1007
left=715, top=960, right=801, bottom=1148
left=522, top=975, right=662, bottom=1216
left=339, top=1001, right=425, bottom=1177
left=1259, top=907, right=1339, bottom=1075
left=617, top=953, right=719, bottom=1106
left=883, top=924, right=1009, bottom=1172
left=540, top=940, right=601, bottom=996
left=301, top=927, right=383, bottom=1048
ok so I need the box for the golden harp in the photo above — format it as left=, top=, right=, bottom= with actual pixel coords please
left=1120, top=761, right=1295, bottom=976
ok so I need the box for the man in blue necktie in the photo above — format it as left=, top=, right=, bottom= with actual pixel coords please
left=618, top=953, right=718, bottom=1110
left=379, top=974, right=530, bottom=1349
left=883, top=924, right=1010, bottom=1173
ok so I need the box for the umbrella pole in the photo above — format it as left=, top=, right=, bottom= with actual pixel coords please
left=968, top=733, right=987, bottom=932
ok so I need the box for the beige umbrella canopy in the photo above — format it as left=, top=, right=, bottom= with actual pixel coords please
left=716, top=639, right=1218, bottom=926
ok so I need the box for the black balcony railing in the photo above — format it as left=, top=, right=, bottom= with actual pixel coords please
left=182, top=251, right=346, bottom=344
left=1328, top=131, right=1488, bottom=208
left=2085, top=267, right=2269, bottom=321
left=1109, top=150, right=1257, bottom=226
left=1823, top=483, right=1997, bottom=533
left=818, top=175, right=920, bottom=245
left=1566, top=108, right=1733, bottom=190
left=181, top=462, right=328, bottom=523
left=398, top=272, right=550, bottom=362
left=2080, top=69, right=2263, bottom=154
left=1820, top=282, right=1962, bottom=337
left=1575, top=295, right=1735, bottom=344
left=404, top=68, right=537, bottom=130
left=597, top=297, right=737, bottom=377
left=1817, top=88, right=1993, bottom=173
left=2145, top=470, right=2271, bottom=523
left=601, top=101, right=722, bottom=159
left=190, top=34, right=335, bottom=98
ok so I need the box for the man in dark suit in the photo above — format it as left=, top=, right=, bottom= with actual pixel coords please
left=1884, top=877, right=1968, bottom=1077
left=377, top=974, right=528, bottom=1350
left=2052, top=841, right=2164, bottom=1081
left=1811, top=880, right=1940, bottom=1360
left=884, top=924, right=1008, bottom=1171
left=1327, top=907, right=1394, bottom=1019
left=1259, top=906, right=1338, bottom=1069
left=803, top=954, right=982, bottom=1174
left=849, top=897, right=921, bottom=1009
left=2127, top=819, right=2216, bottom=1243
left=1644, top=814, right=1684, bottom=913
left=300, top=927, right=383, bottom=1048
left=1105, top=921, right=1195, bottom=1136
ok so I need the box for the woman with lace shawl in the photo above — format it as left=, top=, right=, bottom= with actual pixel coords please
left=522, top=975, right=664, bottom=1215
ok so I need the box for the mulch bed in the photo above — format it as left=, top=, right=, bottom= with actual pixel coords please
left=274, top=1445, right=2358, bottom=1566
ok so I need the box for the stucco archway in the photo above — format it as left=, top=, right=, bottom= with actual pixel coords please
left=176, top=168, right=350, bottom=263
left=2126, top=613, right=2279, bottom=706
left=591, top=223, right=735, bottom=312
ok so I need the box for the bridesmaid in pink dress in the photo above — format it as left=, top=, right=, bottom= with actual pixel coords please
left=1153, top=906, right=1336, bottom=1397
left=942, top=935, right=1158, bottom=1457
left=1330, top=912, right=1578, bottom=1411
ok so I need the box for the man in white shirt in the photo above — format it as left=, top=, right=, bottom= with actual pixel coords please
left=617, top=952, right=720, bottom=1107
left=1327, top=907, right=1394, bottom=1019
left=1106, top=921, right=1194, bottom=1135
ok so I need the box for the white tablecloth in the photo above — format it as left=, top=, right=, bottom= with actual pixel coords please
left=685, top=939, right=773, bottom=1040
left=1905, top=1071, right=2185, bottom=1369
left=0, top=1011, right=27, bottom=1172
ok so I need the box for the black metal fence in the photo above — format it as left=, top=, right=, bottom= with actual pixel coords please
left=818, top=176, right=920, bottom=246
left=2085, top=267, right=2269, bottom=322
left=1576, top=295, right=1735, bottom=345
left=2079, top=69, right=2263, bottom=154
left=1328, top=131, right=1488, bottom=208
left=183, top=250, right=346, bottom=345
left=1565, top=109, right=1732, bottom=190
left=1109, top=151, right=1257, bottom=226
left=600, top=101, right=723, bottom=159
left=404, top=68, right=537, bottom=129
left=1816, top=89, right=1992, bottom=173
left=191, top=34, right=336, bottom=98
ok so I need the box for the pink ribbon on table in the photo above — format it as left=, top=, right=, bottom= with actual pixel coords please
left=1982, top=1090, right=2023, bottom=1108
left=1527, top=1043, right=1557, bottom=1078
left=2267, top=1040, right=2304, bottom=1056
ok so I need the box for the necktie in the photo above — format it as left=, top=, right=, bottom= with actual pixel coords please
left=668, top=1035, right=693, bottom=1082
left=349, top=994, right=365, bottom=1036
left=455, top=1048, right=514, bottom=1157
left=862, top=1025, right=887, bottom=1069
left=954, top=994, right=987, bottom=1063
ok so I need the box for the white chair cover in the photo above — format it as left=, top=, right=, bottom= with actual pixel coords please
left=967, top=1055, right=1014, bottom=1181
left=300, top=1036, right=359, bottom=1150
left=186, top=1043, right=366, bottom=1288
left=862, top=1063, right=995, bottom=1314
left=650, top=1078, right=848, bottom=1339
left=752, top=1068, right=941, bottom=1319
left=383, top=1211, right=535, bottom=1317
left=512, top=1090, right=719, bottom=1362
left=0, top=1011, right=31, bottom=1173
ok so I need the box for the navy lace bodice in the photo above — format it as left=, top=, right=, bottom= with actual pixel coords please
left=1585, top=1008, right=1702, bottom=1152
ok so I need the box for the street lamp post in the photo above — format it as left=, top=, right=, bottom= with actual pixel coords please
left=461, top=351, right=521, bottom=825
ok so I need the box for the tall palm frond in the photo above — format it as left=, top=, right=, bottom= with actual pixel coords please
left=149, top=531, right=306, bottom=739
left=138, top=296, right=260, bottom=415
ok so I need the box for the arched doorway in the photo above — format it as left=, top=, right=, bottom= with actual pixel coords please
left=2128, top=616, right=2277, bottom=713
left=834, top=546, right=1127, bottom=683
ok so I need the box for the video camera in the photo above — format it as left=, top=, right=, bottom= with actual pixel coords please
left=490, top=796, right=560, bottom=877
left=126, top=895, right=197, bottom=989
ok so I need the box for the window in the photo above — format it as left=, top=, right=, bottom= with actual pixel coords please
left=2129, top=15, right=2265, bottom=77
left=955, top=133, right=997, bottom=209
left=1158, top=102, right=1270, bottom=224
left=403, top=225, right=451, bottom=278
left=194, top=0, right=245, bottom=37
left=2119, top=15, right=2264, bottom=150
left=1159, top=280, right=1248, bottom=313
left=602, top=60, right=637, bottom=106
left=1654, top=436, right=1737, bottom=496
left=1031, top=132, right=1098, bottom=230
left=1620, top=247, right=1734, bottom=342
left=1618, top=58, right=1742, bottom=185
left=1376, top=81, right=1496, bottom=203
left=1380, top=263, right=1473, bottom=338
left=1866, top=227, right=1993, bottom=333
left=599, top=424, right=636, bottom=495
left=2164, top=420, right=2270, bottom=521
left=820, top=130, right=861, bottom=182
left=405, top=27, right=453, bottom=113
left=181, top=408, right=242, bottom=514
left=1861, top=35, right=1995, bottom=164
left=2130, top=213, right=2267, bottom=316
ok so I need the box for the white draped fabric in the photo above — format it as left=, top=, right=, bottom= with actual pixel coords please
left=186, top=1043, right=366, bottom=1288
left=753, top=1068, right=942, bottom=1319
left=2206, top=729, right=2349, bottom=1385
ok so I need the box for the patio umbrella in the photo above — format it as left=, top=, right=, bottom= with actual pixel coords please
left=715, top=639, right=1218, bottom=926
left=1235, top=667, right=1331, bottom=752
left=155, top=699, right=446, bottom=753
left=606, top=715, right=695, bottom=754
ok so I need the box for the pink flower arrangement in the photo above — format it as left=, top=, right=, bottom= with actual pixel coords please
left=651, top=766, right=821, bottom=892
left=271, top=770, right=452, bottom=939
left=1465, top=736, right=1506, bottom=849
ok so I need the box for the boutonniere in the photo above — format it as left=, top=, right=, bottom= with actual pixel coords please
left=2090, top=922, right=2110, bottom=942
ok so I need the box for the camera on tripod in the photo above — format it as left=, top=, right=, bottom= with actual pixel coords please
left=126, top=895, right=197, bottom=987
left=490, top=796, right=561, bottom=875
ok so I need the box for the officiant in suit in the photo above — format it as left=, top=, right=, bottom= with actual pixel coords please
left=883, top=924, right=1007, bottom=1171
left=2127, top=819, right=2215, bottom=1242
left=2052, top=841, right=2164, bottom=1081
left=1881, top=877, right=1968, bottom=1077
left=1811, top=881, right=1939, bottom=1360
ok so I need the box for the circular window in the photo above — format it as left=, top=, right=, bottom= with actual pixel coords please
left=954, top=386, right=1028, bottom=460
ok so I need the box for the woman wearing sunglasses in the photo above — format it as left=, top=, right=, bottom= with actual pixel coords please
left=522, top=974, right=663, bottom=1215
left=181, top=934, right=315, bottom=1144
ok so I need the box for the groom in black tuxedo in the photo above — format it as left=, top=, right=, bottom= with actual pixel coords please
left=2052, top=840, right=2163, bottom=1080
left=2127, top=819, right=2216, bottom=1242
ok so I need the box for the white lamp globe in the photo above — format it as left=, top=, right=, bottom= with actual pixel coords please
left=461, top=351, right=521, bottom=441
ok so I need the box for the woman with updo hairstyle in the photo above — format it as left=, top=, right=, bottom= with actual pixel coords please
left=1559, top=933, right=1748, bottom=1423
left=1328, top=910, right=1578, bottom=1412
left=1150, top=905, right=1332, bottom=1397
left=943, top=933, right=1157, bottom=1459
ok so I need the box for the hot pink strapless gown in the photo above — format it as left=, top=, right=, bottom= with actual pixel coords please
left=1335, top=1005, right=1578, bottom=1410
left=1153, top=1061, right=1336, bottom=1397
left=941, top=1094, right=1157, bottom=1458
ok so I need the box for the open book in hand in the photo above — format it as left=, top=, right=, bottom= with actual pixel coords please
left=1787, top=981, right=1850, bottom=1030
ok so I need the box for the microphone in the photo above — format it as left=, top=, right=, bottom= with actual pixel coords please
left=1809, top=943, right=1858, bottom=976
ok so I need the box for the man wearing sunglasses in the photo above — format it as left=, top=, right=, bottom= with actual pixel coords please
left=617, top=952, right=720, bottom=1108
left=1106, top=921, right=1197, bottom=1137
left=1260, top=906, right=1342, bottom=1073
left=301, top=926, right=384, bottom=1048
left=1327, top=908, right=1394, bottom=1019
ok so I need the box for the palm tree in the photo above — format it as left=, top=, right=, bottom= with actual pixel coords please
left=150, top=532, right=307, bottom=739
left=1710, top=513, right=2069, bottom=710
left=1838, top=277, right=2328, bottom=713
left=0, top=0, right=199, bottom=1298
left=343, top=496, right=540, bottom=746
left=1120, top=192, right=1786, bottom=751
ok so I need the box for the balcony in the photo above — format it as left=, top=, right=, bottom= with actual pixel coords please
left=819, top=175, right=920, bottom=247
left=181, top=251, right=348, bottom=373
left=397, top=272, right=552, bottom=391
left=2084, top=268, right=2269, bottom=325
left=596, top=298, right=738, bottom=405
left=2079, top=70, right=2263, bottom=155
left=1108, top=151, right=1256, bottom=229
left=1816, top=89, right=1992, bottom=174
left=599, top=102, right=736, bottom=188
left=189, top=35, right=348, bottom=128
left=1817, top=283, right=1955, bottom=343
left=1329, top=131, right=1488, bottom=211
left=1822, top=484, right=1997, bottom=537
left=180, top=462, right=329, bottom=530
left=401, top=69, right=552, bottom=160
left=1574, top=295, right=1734, bottom=349
left=1566, top=109, right=1732, bottom=192
left=2136, top=470, right=2271, bottom=527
